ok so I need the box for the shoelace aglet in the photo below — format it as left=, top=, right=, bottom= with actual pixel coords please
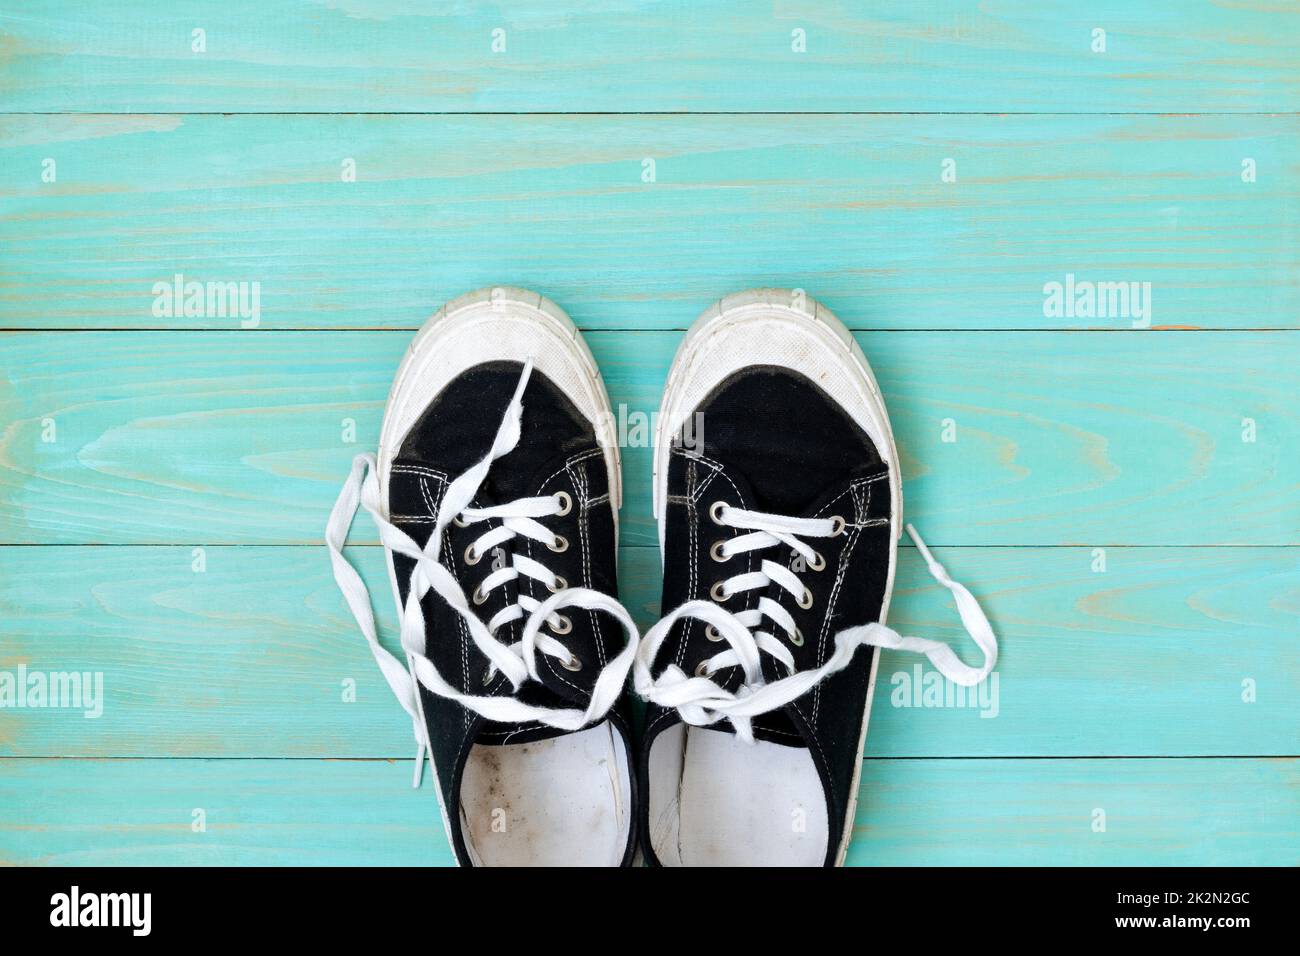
left=411, top=737, right=428, bottom=789
left=905, top=522, right=950, bottom=584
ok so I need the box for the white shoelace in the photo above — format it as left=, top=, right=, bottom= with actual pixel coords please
left=633, top=502, right=997, bottom=743
left=326, top=363, right=639, bottom=786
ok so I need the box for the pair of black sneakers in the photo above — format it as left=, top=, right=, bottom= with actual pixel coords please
left=327, top=287, right=997, bottom=866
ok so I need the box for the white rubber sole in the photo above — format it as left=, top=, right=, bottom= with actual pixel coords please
left=649, top=288, right=901, bottom=867
left=375, top=286, right=623, bottom=866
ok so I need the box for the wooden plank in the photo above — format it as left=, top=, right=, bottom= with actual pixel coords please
left=1, top=756, right=1293, bottom=865
left=2, top=545, right=1295, bottom=758
left=2, top=2, right=1296, bottom=113
left=845, top=757, right=1299, bottom=866
left=2, top=331, right=1296, bottom=547
left=1, top=113, right=1296, bottom=332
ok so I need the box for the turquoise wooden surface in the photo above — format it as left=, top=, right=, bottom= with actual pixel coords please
left=2, top=331, right=1297, bottom=547
left=0, top=2, right=1296, bottom=867
left=2, top=545, right=1295, bottom=758
left=2, top=2, right=1297, bottom=113
left=2, top=758, right=1294, bottom=866
left=2, top=114, right=1295, bottom=331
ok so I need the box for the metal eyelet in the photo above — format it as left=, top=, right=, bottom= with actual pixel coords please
left=694, top=661, right=710, bottom=678
left=807, top=550, right=826, bottom=571
left=710, top=581, right=730, bottom=602
left=829, top=515, right=847, bottom=537
left=798, top=588, right=814, bottom=610
left=463, top=544, right=481, bottom=565
left=548, top=575, right=568, bottom=594
left=553, top=491, right=573, bottom=516
left=560, top=654, right=582, bottom=672
left=789, top=627, right=805, bottom=647
left=709, top=501, right=729, bottom=525
left=472, top=585, right=489, bottom=606
left=705, top=624, right=723, bottom=642
left=709, top=541, right=729, bottom=563
left=549, top=615, right=573, bottom=635
left=452, top=514, right=469, bottom=528
left=548, top=535, right=569, bottom=553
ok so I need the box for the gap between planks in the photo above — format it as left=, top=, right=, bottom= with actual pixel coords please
left=4, top=756, right=1295, bottom=762
left=3, top=112, right=1298, bottom=117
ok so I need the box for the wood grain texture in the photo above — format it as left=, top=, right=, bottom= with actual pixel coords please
left=2, top=331, right=1296, bottom=547
left=2, top=0, right=1296, bottom=869
left=2, top=113, right=1295, bottom=331
left=2, top=1, right=1297, bottom=113
left=2, top=545, right=1296, bottom=759
left=1, top=757, right=1293, bottom=866
left=843, top=756, right=1300, bottom=866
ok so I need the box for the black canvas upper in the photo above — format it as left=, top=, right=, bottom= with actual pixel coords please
left=386, top=361, right=637, bottom=866
left=640, top=366, right=893, bottom=866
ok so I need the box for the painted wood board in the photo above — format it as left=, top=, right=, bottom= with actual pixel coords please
left=2, top=330, right=1296, bottom=547
left=2, top=114, right=1295, bottom=332
left=2, top=0, right=1296, bottom=871
left=2, top=544, right=1295, bottom=759
left=1, top=757, right=1293, bottom=866
left=2, top=1, right=1297, bottom=113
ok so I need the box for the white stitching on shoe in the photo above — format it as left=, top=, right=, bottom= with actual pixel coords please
left=417, top=476, right=439, bottom=520
left=813, top=481, right=869, bottom=723
left=391, top=464, right=449, bottom=481
left=568, top=458, right=607, bottom=667
left=534, top=455, right=608, bottom=688
left=676, top=458, right=700, bottom=668
left=423, top=480, right=474, bottom=723
left=649, top=454, right=758, bottom=738
left=444, top=527, right=474, bottom=728
left=535, top=448, right=602, bottom=496
left=692, top=452, right=757, bottom=680
left=664, top=453, right=754, bottom=683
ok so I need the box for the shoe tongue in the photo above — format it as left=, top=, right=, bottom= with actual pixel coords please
left=697, top=396, right=884, bottom=517
left=795, top=469, right=875, bottom=520
left=486, top=443, right=585, bottom=505
left=395, top=362, right=595, bottom=501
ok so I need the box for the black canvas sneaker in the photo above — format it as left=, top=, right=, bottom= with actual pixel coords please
left=634, top=289, right=998, bottom=866
left=328, top=287, right=640, bottom=866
